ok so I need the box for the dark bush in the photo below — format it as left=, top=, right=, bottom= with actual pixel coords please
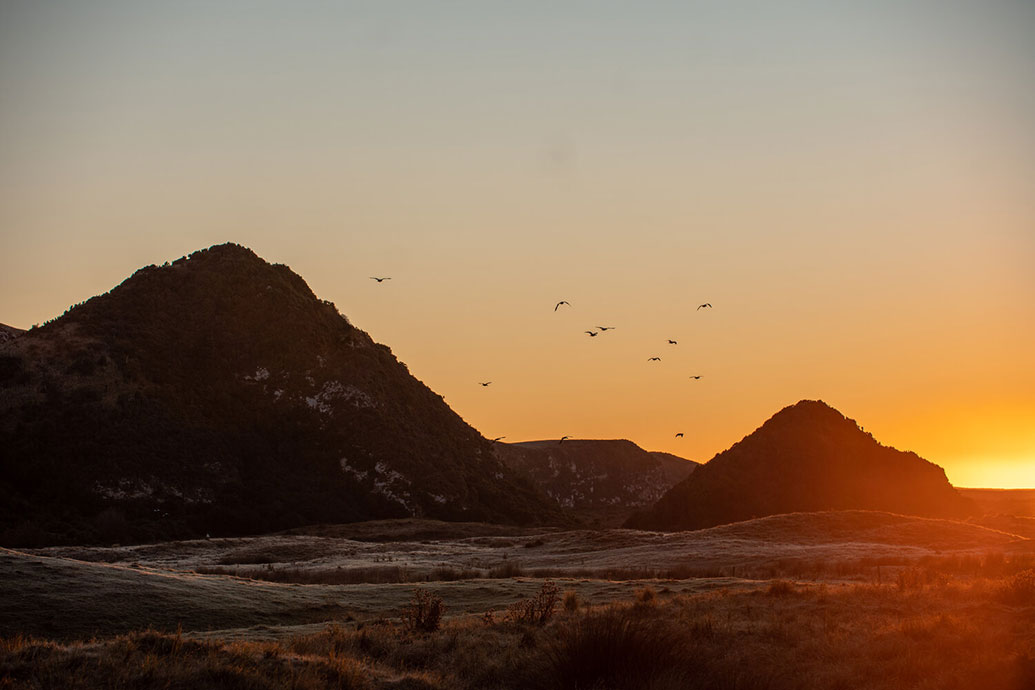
left=507, top=581, right=559, bottom=626
left=403, top=588, right=445, bottom=633
left=543, top=607, right=689, bottom=690
left=1000, top=569, right=1035, bottom=605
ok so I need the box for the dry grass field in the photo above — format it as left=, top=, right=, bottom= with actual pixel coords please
left=3, top=510, right=1034, bottom=689
left=3, top=571, right=1034, bottom=689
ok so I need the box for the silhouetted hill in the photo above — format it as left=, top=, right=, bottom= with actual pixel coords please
left=959, top=489, right=1035, bottom=518
left=494, top=439, right=697, bottom=511
left=0, top=244, right=562, bottom=545
left=626, top=400, right=973, bottom=531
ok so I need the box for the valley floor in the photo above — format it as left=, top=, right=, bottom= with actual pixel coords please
left=2, top=510, right=1034, bottom=689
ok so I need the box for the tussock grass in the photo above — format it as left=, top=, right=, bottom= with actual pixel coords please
left=0, top=628, right=378, bottom=689
left=196, top=564, right=484, bottom=585
left=542, top=606, right=690, bottom=690
left=5, top=571, right=1034, bottom=690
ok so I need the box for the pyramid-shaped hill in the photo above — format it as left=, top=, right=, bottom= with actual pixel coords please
left=0, top=243, right=563, bottom=545
left=625, top=400, right=974, bottom=531
left=495, top=439, right=697, bottom=511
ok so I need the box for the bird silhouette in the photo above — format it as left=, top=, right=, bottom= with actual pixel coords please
left=554, top=301, right=571, bottom=311
left=647, top=357, right=661, bottom=361
left=697, top=303, right=712, bottom=310
left=585, top=331, right=599, bottom=337
left=559, top=436, right=571, bottom=444
left=597, top=326, right=616, bottom=331
left=370, top=277, right=391, bottom=283
left=491, top=436, right=506, bottom=443
left=479, top=382, right=492, bottom=387
left=689, top=375, right=702, bottom=380
left=675, top=433, right=684, bottom=438
left=667, top=339, right=678, bottom=345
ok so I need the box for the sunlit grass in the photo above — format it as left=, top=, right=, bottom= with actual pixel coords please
left=4, top=564, right=1034, bottom=690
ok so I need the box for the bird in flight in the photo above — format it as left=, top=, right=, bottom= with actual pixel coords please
left=491, top=436, right=506, bottom=443
left=559, top=436, right=571, bottom=444
left=689, top=375, right=702, bottom=380
left=667, top=339, right=678, bottom=345
left=479, top=382, right=492, bottom=387
left=647, top=357, right=661, bottom=362
left=675, top=433, right=684, bottom=438
left=597, top=326, right=616, bottom=331
left=697, top=303, right=712, bottom=310
left=554, top=301, right=571, bottom=311
left=585, top=330, right=599, bottom=337
left=370, top=277, right=391, bottom=283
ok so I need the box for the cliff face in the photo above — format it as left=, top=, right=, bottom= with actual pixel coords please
left=0, top=244, right=561, bottom=545
left=495, top=439, right=697, bottom=510
left=626, top=400, right=973, bottom=531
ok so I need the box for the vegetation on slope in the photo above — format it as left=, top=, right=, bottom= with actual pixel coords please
left=627, top=400, right=973, bottom=531
left=0, top=244, right=561, bottom=546
left=3, top=564, right=1034, bottom=690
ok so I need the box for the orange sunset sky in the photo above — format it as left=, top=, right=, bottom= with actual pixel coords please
left=1, top=2, right=1032, bottom=487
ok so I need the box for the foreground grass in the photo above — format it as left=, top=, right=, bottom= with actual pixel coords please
left=4, top=571, right=1034, bottom=690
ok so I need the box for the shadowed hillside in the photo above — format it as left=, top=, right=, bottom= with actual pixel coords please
left=960, top=488, right=1035, bottom=517
left=626, top=400, right=974, bottom=531
left=495, top=439, right=696, bottom=515
left=0, top=322, right=23, bottom=345
left=0, top=244, right=562, bottom=546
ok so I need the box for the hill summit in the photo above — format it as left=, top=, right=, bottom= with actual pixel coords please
left=625, top=400, right=972, bottom=531
left=0, top=243, right=560, bottom=545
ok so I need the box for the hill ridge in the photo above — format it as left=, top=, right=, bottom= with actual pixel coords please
left=626, top=400, right=972, bottom=531
left=0, top=243, right=562, bottom=546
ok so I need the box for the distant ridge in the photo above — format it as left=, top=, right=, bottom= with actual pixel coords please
left=495, top=439, right=697, bottom=512
left=0, top=243, right=562, bottom=545
left=626, top=400, right=973, bottom=531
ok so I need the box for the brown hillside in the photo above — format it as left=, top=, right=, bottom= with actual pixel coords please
left=0, top=244, right=563, bottom=546
left=626, top=400, right=973, bottom=531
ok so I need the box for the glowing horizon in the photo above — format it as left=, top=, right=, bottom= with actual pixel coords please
left=1, top=2, right=1032, bottom=489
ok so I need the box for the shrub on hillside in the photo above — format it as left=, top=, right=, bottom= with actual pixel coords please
left=562, top=590, right=581, bottom=614
left=403, top=588, right=445, bottom=633
left=634, top=586, right=657, bottom=608
left=766, top=580, right=796, bottom=597
left=542, top=607, right=688, bottom=690
left=1000, top=569, right=1035, bottom=605
left=507, top=581, right=559, bottom=626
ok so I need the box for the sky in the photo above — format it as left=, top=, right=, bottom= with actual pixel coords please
left=1, top=1, right=1032, bottom=487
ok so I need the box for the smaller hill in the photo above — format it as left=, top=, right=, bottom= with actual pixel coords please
left=626, top=400, right=973, bottom=531
left=495, top=439, right=697, bottom=514
left=959, top=489, right=1035, bottom=518
left=692, top=510, right=1021, bottom=550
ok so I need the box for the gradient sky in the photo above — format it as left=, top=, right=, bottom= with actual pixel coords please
left=1, top=1, right=1032, bottom=487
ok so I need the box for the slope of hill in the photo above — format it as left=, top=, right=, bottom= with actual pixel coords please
left=959, top=488, right=1035, bottom=517
left=0, top=322, right=23, bottom=344
left=0, top=244, right=562, bottom=545
left=495, top=439, right=696, bottom=512
left=626, top=400, right=973, bottom=531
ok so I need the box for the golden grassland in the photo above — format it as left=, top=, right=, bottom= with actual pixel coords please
left=2, top=565, right=1034, bottom=690
left=3, top=511, right=1035, bottom=689
left=27, top=511, right=1028, bottom=584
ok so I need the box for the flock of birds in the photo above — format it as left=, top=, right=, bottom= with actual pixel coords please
left=558, top=300, right=709, bottom=387
left=371, top=277, right=712, bottom=444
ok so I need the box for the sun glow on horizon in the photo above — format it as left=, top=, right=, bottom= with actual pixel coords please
left=1, top=2, right=1032, bottom=492
left=947, top=460, right=1035, bottom=490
